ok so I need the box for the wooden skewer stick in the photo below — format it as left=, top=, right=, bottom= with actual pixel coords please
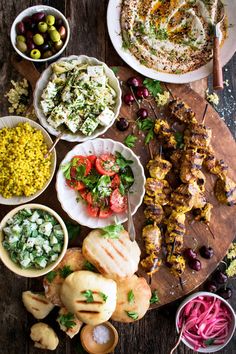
left=164, top=83, right=175, bottom=100
left=169, top=321, right=185, bottom=354
left=44, top=132, right=63, bottom=159
left=159, top=144, right=163, bottom=157
left=147, top=101, right=159, bottom=120
left=148, top=142, right=154, bottom=159
left=179, top=276, right=184, bottom=291
left=207, top=224, right=215, bottom=239
left=201, top=103, right=209, bottom=124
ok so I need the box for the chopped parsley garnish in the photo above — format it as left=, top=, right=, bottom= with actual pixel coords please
left=150, top=290, right=159, bottom=304
left=45, top=270, right=57, bottom=283
left=125, top=311, right=138, bottom=320
left=111, top=66, right=119, bottom=75
left=124, top=134, right=138, bottom=148
left=115, top=152, right=133, bottom=169
left=99, top=292, right=108, bottom=302
left=137, top=118, right=155, bottom=144
left=143, top=78, right=163, bottom=97
left=59, top=265, right=73, bottom=279
left=99, top=224, right=124, bottom=239
left=128, top=290, right=135, bottom=304
left=58, top=312, right=76, bottom=329
left=84, top=260, right=97, bottom=272
left=61, top=162, right=71, bottom=180
left=83, top=290, right=94, bottom=303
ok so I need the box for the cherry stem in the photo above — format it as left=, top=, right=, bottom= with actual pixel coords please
left=130, top=86, right=140, bottom=108
left=202, top=103, right=209, bottom=124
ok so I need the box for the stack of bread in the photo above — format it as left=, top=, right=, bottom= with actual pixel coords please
left=22, top=228, right=152, bottom=350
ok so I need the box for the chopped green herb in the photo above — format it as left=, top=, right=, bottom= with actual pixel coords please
left=83, top=290, right=94, bottom=303
left=58, top=312, right=76, bottom=329
left=175, top=132, right=184, bottom=149
left=99, top=292, right=108, bottom=302
left=99, top=224, right=124, bottom=239
left=119, top=181, right=126, bottom=196
left=145, top=128, right=154, bottom=144
left=150, top=290, right=159, bottom=304
left=128, top=290, right=135, bottom=304
left=125, top=311, right=138, bottom=320
left=76, top=164, right=86, bottom=180
left=61, top=162, right=71, bottom=180
left=143, top=78, right=163, bottom=97
left=59, top=265, right=73, bottom=279
left=111, top=66, right=119, bottom=75
left=84, top=260, right=97, bottom=272
left=46, top=270, right=57, bottom=283
left=137, top=118, right=154, bottom=131
left=124, top=134, right=138, bottom=148
left=204, top=339, right=215, bottom=346
left=115, top=152, right=133, bottom=169
left=65, top=222, right=80, bottom=241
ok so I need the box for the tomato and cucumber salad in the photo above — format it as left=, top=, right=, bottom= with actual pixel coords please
left=62, top=152, right=134, bottom=218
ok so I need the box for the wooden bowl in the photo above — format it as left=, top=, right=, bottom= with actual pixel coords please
left=80, top=322, right=118, bottom=354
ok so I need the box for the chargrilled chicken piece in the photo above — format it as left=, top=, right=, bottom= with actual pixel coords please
left=180, top=149, right=205, bottom=183
left=141, top=224, right=162, bottom=276
left=192, top=202, right=213, bottom=224
left=170, top=182, right=200, bottom=213
left=166, top=254, right=186, bottom=277
left=154, top=120, right=177, bottom=149
left=184, top=123, right=212, bottom=149
left=169, top=98, right=197, bottom=124
left=147, top=155, right=172, bottom=180
left=194, top=170, right=206, bottom=192
left=166, top=211, right=186, bottom=235
left=145, top=178, right=171, bottom=205
left=215, top=176, right=236, bottom=206
left=170, top=150, right=183, bottom=171
left=144, top=203, right=164, bottom=223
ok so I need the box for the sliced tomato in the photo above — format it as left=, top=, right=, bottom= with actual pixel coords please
left=72, top=155, right=92, bottom=176
left=110, top=188, right=127, bottom=213
left=66, top=179, right=85, bottom=191
left=79, top=189, right=88, bottom=200
left=111, top=174, right=121, bottom=189
left=99, top=208, right=113, bottom=218
left=87, top=155, right=97, bottom=165
left=95, top=154, right=119, bottom=176
left=86, top=192, right=94, bottom=205
left=87, top=204, right=100, bottom=217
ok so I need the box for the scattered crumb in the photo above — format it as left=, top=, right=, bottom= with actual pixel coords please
left=205, top=89, right=219, bottom=106
left=5, top=78, right=30, bottom=115
left=155, top=91, right=170, bottom=106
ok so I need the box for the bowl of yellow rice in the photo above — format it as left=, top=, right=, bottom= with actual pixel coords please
left=0, top=116, right=57, bottom=205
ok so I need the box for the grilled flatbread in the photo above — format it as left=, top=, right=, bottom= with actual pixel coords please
left=82, top=229, right=141, bottom=281
left=60, top=270, right=117, bottom=325
left=43, top=248, right=86, bottom=306
left=111, top=275, right=151, bottom=323
left=22, top=291, right=54, bottom=319
left=57, top=307, right=83, bottom=338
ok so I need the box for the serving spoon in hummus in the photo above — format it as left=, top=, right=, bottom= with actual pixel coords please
left=213, top=0, right=225, bottom=91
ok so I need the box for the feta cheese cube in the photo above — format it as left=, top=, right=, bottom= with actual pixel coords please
left=80, top=117, right=99, bottom=136
left=47, top=105, right=68, bottom=129
left=92, top=75, right=107, bottom=87
left=65, top=113, right=81, bottom=133
left=87, top=65, right=104, bottom=77
left=97, top=107, right=114, bottom=126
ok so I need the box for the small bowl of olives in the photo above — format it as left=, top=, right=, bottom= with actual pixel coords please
left=10, top=5, right=70, bottom=62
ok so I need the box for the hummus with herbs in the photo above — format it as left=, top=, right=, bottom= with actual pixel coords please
left=121, top=0, right=226, bottom=74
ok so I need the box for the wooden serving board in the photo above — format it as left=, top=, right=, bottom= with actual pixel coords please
left=6, top=60, right=236, bottom=309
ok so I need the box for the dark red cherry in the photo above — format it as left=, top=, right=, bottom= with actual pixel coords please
left=217, top=287, right=232, bottom=300
left=116, top=118, right=129, bottom=131
left=136, top=86, right=149, bottom=99
left=214, top=270, right=228, bottom=284
left=199, top=246, right=214, bottom=259
left=123, top=93, right=135, bottom=105
left=127, top=76, right=142, bottom=88
left=183, top=248, right=197, bottom=260
left=137, top=108, right=148, bottom=119
left=189, top=258, right=201, bottom=271
left=204, top=281, right=217, bottom=293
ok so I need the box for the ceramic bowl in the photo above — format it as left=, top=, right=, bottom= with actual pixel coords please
left=0, top=116, right=56, bottom=205
left=33, top=55, right=122, bottom=142
left=0, top=204, right=68, bottom=277
left=10, top=5, right=70, bottom=63
left=56, top=138, right=146, bottom=228
left=175, top=291, right=236, bottom=353
left=80, top=322, right=118, bottom=354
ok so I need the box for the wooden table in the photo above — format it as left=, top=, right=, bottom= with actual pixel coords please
left=0, top=1, right=236, bottom=353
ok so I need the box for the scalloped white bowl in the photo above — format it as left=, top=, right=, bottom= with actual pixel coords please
left=0, top=116, right=56, bottom=205
left=34, top=55, right=122, bottom=142
left=56, top=138, right=146, bottom=228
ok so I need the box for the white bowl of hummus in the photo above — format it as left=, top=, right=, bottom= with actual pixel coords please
left=107, top=0, right=236, bottom=83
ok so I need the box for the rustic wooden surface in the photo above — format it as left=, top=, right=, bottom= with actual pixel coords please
left=0, top=1, right=236, bottom=354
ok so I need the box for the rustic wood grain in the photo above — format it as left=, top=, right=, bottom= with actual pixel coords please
left=0, top=1, right=235, bottom=354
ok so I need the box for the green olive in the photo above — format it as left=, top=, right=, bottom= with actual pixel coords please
left=49, top=30, right=60, bottom=42
left=30, top=49, right=41, bottom=59
left=42, top=50, right=53, bottom=59
left=16, top=35, right=26, bottom=42
left=38, top=21, right=48, bottom=33
left=54, top=39, right=64, bottom=51
left=33, top=33, right=44, bottom=46
left=47, top=25, right=56, bottom=32
left=46, top=15, right=55, bottom=26
left=16, top=41, right=27, bottom=53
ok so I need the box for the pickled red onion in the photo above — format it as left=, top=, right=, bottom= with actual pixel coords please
left=178, top=296, right=232, bottom=350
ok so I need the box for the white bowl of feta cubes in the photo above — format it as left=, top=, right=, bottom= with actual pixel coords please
left=0, top=204, right=68, bottom=277
left=34, top=55, right=122, bottom=142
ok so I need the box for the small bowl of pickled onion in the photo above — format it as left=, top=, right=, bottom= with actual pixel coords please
left=175, top=292, right=236, bottom=353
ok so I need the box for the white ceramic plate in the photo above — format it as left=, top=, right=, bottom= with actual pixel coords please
left=56, top=138, right=146, bottom=228
left=10, top=5, right=70, bottom=63
left=0, top=116, right=56, bottom=205
left=34, top=55, right=122, bottom=142
left=107, top=0, right=236, bottom=83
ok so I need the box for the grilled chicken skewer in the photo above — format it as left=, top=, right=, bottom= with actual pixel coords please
left=141, top=224, right=162, bottom=276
